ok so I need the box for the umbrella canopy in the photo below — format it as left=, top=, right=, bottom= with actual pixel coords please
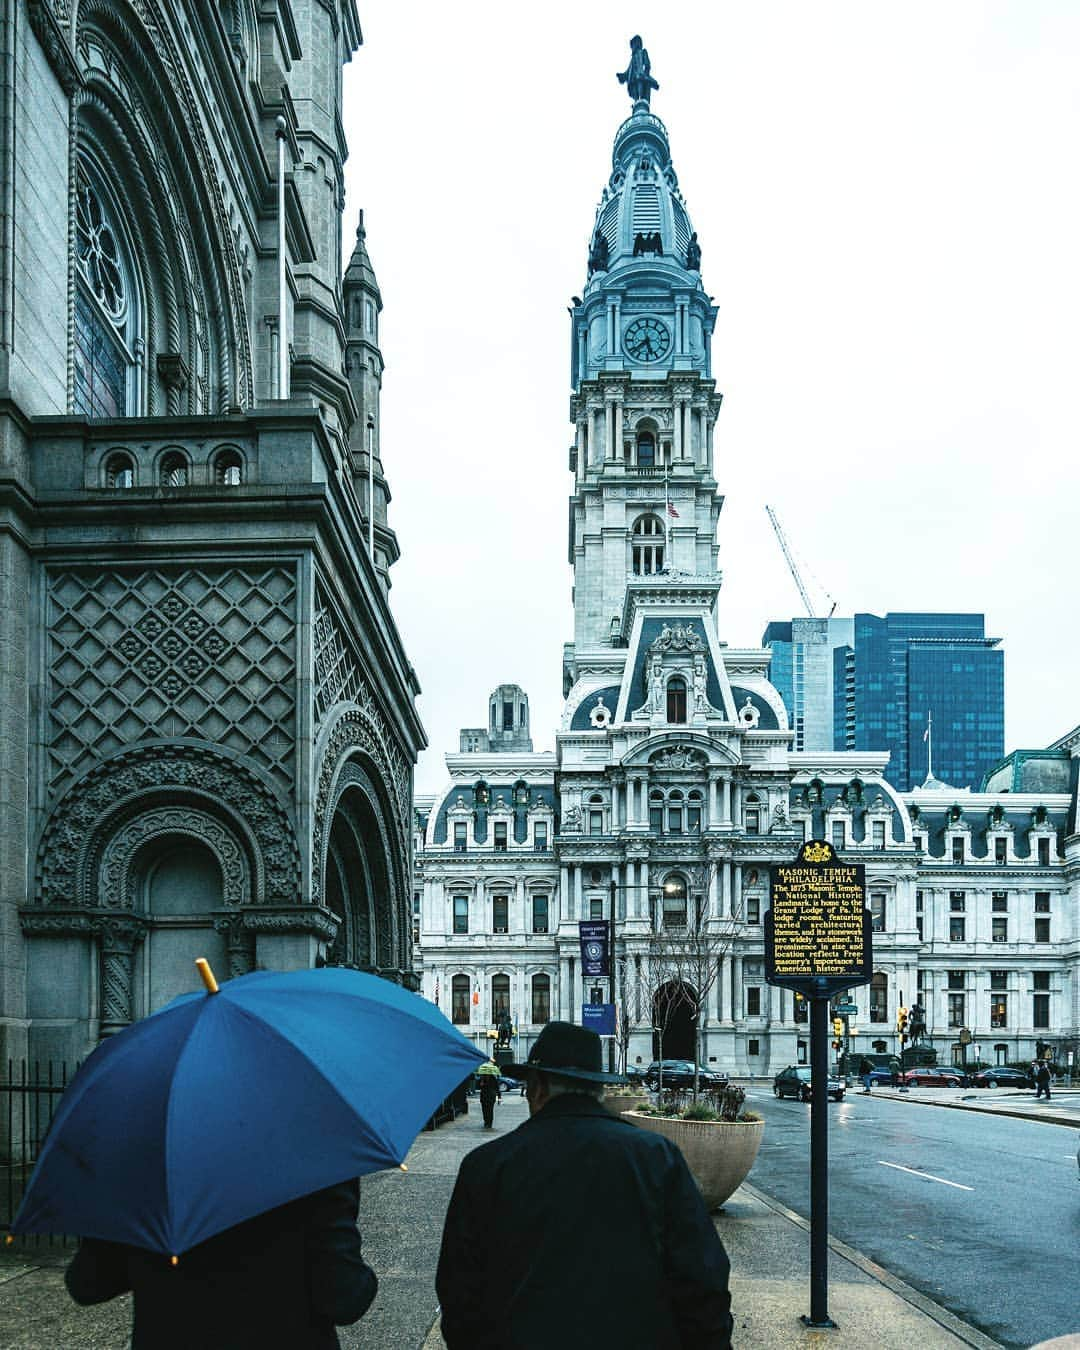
left=13, top=966, right=484, bottom=1257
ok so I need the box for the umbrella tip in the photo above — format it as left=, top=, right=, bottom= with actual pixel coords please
left=195, top=958, right=220, bottom=994
left=170, top=1255, right=179, bottom=1267
left=400, top=1164, right=408, bottom=1173
left=4, top=1235, right=12, bottom=1246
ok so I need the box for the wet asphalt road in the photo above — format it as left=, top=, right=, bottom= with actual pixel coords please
left=744, top=1087, right=1080, bottom=1349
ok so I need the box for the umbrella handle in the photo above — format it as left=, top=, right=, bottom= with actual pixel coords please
left=195, top=958, right=220, bottom=994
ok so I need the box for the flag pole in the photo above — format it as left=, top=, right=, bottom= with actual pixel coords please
left=925, top=710, right=933, bottom=779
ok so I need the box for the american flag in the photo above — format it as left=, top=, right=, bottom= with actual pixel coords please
left=667, top=500, right=680, bottom=519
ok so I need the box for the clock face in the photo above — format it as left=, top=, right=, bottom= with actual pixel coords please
left=623, top=316, right=671, bottom=363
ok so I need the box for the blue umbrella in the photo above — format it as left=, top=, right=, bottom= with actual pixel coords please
left=12, top=962, right=484, bottom=1257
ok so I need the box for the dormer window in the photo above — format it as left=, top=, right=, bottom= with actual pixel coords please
left=666, top=676, right=687, bottom=724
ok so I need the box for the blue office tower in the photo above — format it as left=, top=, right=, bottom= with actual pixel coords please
left=833, top=613, right=1004, bottom=790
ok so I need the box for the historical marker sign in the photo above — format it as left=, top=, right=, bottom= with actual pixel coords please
left=765, top=840, right=872, bottom=997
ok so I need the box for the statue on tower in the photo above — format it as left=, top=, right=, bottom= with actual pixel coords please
left=617, top=36, right=659, bottom=106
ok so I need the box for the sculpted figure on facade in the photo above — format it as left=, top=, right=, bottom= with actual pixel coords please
left=617, top=36, right=659, bottom=106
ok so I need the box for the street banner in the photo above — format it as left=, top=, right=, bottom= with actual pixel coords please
left=582, top=1002, right=616, bottom=1036
left=765, top=840, right=872, bottom=997
left=578, top=919, right=609, bottom=976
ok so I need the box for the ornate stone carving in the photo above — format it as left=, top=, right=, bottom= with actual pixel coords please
left=589, top=695, right=613, bottom=729
left=98, top=808, right=250, bottom=909
left=242, top=910, right=339, bottom=942
left=36, top=745, right=300, bottom=908
left=213, top=916, right=256, bottom=980
left=649, top=745, right=704, bottom=769
left=47, top=565, right=297, bottom=796
left=28, top=1, right=82, bottom=94
left=650, top=622, right=705, bottom=654
left=738, top=697, right=761, bottom=729
left=95, top=916, right=147, bottom=1037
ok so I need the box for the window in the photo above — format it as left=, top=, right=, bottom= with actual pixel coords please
left=662, top=876, right=687, bottom=929
left=869, top=893, right=886, bottom=933
left=1033, top=971, right=1050, bottom=991
left=994, top=837, right=1007, bottom=864
left=532, top=894, right=549, bottom=934
left=746, top=987, right=761, bottom=1016
left=649, top=805, right=663, bottom=832
left=589, top=810, right=603, bottom=836
left=453, top=822, right=468, bottom=853
left=589, top=896, right=604, bottom=921
left=452, top=895, right=468, bottom=934
left=631, top=514, right=664, bottom=574
left=412, top=891, right=420, bottom=945
left=106, top=453, right=135, bottom=488
left=950, top=891, right=965, bottom=911
left=74, top=166, right=138, bottom=418
left=990, top=970, right=1008, bottom=990
left=1035, top=917, right=1050, bottom=943
left=534, top=821, right=548, bottom=851
left=1033, top=993, right=1049, bottom=1029
left=951, top=838, right=964, bottom=863
left=915, top=890, right=923, bottom=911
left=831, top=822, right=845, bottom=849
left=667, top=804, right=683, bottom=834
left=364, top=298, right=376, bottom=335
left=531, top=973, right=551, bottom=1024
left=872, top=820, right=886, bottom=848
left=160, top=452, right=188, bottom=487
left=451, top=975, right=470, bottom=1025
left=493, top=821, right=508, bottom=851
left=947, top=970, right=965, bottom=990
left=994, top=1043, right=1008, bottom=1066
left=992, top=891, right=1008, bottom=912
left=492, top=895, right=508, bottom=934
left=1037, top=837, right=1050, bottom=866
left=215, top=450, right=243, bottom=485
left=748, top=1038, right=760, bottom=1056
left=687, top=792, right=702, bottom=833
left=1034, top=892, right=1050, bottom=913
left=870, top=972, right=887, bottom=1022
left=989, top=995, right=1007, bottom=1028
left=947, top=993, right=965, bottom=1027
left=666, top=677, right=687, bottom=724
left=916, top=915, right=923, bottom=941
left=992, top=917, right=1007, bottom=942
left=492, top=974, right=510, bottom=1021
left=949, top=916, right=965, bottom=941
left=746, top=896, right=760, bottom=924
left=636, top=430, right=655, bottom=466
left=745, top=808, right=760, bottom=835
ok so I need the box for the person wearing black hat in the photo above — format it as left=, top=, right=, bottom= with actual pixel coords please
left=436, top=1021, right=732, bottom=1349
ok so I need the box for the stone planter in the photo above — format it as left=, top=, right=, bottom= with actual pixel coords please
left=603, top=1092, right=651, bottom=1117
left=624, top=1112, right=764, bottom=1211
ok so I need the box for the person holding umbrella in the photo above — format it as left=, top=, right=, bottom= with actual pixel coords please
left=477, top=1058, right=501, bottom=1129
left=14, top=960, right=486, bottom=1350
left=436, top=1021, right=733, bottom=1348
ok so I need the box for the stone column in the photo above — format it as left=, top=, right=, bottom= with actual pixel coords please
left=732, top=863, right=742, bottom=918
left=721, top=779, right=732, bottom=825
left=673, top=399, right=683, bottom=460
left=214, top=916, right=255, bottom=981
left=574, top=864, right=584, bottom=919
left=718, top=954, right=731, bottom=1023
left=732, top=956, right=744, bottom=1022
left=558, top=956, right=570, bottom=1021
left=560, top=864, right=570, bottom=922
left=707, top=864, right=720, bottom=919
left=614, top=396, right=623, bottom=462
left=97, top=918, right=146, bottom=1037
left=640, top=859, right=650, bottom=922
left=515, top=875, right=527, bottom=933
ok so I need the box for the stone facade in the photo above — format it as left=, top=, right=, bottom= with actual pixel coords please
left=0, top=2, right=424, bottom=1069
left=414, top=66, right=1079, bottom=1079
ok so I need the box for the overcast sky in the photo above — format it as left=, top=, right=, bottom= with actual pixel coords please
left=341, top=3, right=1080, bottom=794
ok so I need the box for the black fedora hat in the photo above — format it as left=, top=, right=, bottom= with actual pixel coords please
left=504, top=1021, right=627, bottom=1085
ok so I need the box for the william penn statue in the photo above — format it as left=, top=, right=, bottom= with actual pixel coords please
left=617, top=36, right=659, bottom=106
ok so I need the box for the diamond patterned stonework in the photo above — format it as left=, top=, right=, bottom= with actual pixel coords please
left=47, top=565, right=297, bottom=796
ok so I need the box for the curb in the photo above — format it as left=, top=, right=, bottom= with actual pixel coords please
left=883, top=1093, right=1079, bottom=1130
left=741, top=1181, right=1004, bottom=1350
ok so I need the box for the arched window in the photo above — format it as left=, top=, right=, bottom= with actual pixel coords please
left=451, top=974, right=471, bottom=1025
left=106, top=452, right=135, bottom=488
left=869, top=972, right=888, bottom=1023
left=636, top=430, right=655, bottom=466
left=667, top=790, right=683, bottom=835
left=74, top=162, right=140, bottom=418
left=215, top=449, right=243, bottom=486
left=662, top=875, right=688, bottom=929
left=666, top=676, right=687, bottom=723
left=160, top=451, right=187, bottom=487
left=687, top=790, right=703, bottom=833
left=531, top=973, right=551, bottom=1025
left=492, top=973, right=511, bottom=1021
left=632, top=514, right=664, bottom=575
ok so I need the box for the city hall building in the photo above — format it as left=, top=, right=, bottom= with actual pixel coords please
left=0, top=2, right=423, bottom=1068
left=414, top=59, right=1079, bottom=1078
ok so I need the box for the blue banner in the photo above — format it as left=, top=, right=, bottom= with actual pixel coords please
left=578, top=920, right=609, bottom=976
left=582, top=1003, right=616, bottom=1036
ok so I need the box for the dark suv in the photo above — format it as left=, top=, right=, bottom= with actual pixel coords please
left=644, top=1060, right=729, bottom=1091
left=773, top=1065, right=845, bottom=1102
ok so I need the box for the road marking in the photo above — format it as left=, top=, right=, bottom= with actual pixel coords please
left=878, top=1161, right=973, bottom=1191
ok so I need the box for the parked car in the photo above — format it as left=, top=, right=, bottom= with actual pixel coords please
left=970, top=1067, right=1033, bottom=1089
left=901, top=1066, right=965, bottom=1087
left=773, top=1066, right=845, bottom=1102
left=644, top=1060, right=728, bottom=1090
left=862, top=1067, right=897, bottom=1086
left=624, top=1064, right=648, bottom=1083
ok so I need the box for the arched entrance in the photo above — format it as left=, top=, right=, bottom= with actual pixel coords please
left=139, top=840, right=227, bottom=1015
left=652, top=980, right=697, bottom=1061
left=323, top=764, right=399, bottom=972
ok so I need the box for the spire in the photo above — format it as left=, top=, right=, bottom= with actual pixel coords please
left=344, top=210, right=382, bottom=305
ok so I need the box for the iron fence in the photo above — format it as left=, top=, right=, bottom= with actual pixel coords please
left=1, top=1060, right=77, bottom=1249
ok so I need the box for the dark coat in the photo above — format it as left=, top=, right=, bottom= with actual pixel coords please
left=436, top=1093, right=732, bottom=1350
left=65, top=1179, right=377, bottom=1350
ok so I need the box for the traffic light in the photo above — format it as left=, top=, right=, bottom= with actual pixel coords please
left=832, top=1017, right=844, bottom=1037
left=896, top=1006, right=908, bottom=1038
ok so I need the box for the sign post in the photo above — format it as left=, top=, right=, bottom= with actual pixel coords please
left=766, top=841, right=873, bottom=1329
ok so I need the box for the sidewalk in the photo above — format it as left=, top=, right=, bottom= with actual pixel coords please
left=841, top=1083, right=1080, bottom=1129
left=0, top=1091, right=1003, bottom=1349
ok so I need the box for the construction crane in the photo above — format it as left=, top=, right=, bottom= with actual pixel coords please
left=765, top=505, right=835, bottom=618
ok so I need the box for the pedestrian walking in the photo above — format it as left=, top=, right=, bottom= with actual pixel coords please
left=65, top=1179, right=378, bottom=1350
left=888, top=1054, right=902, bottom=1087
left=436, top=1021, right=733, bottom=1349
left=1034, top=1057, right=1052, bottom=1100
left=477, top=1059, right=501, bottom=1128
left=858, top=1055, right=874, bottom=1093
